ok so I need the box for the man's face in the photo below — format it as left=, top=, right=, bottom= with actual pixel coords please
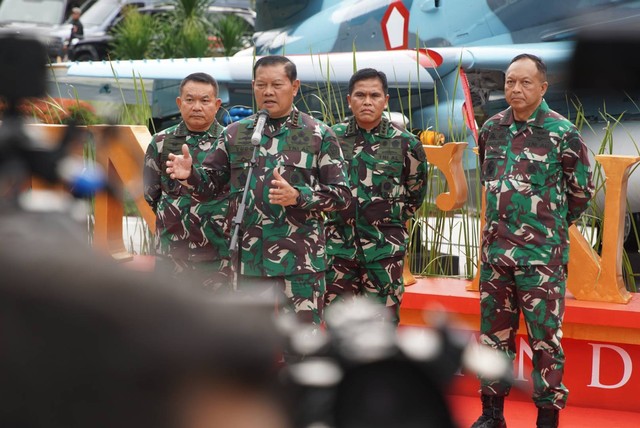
left=252, top=64, right=300, bottom=119
left=347, top=77, right=389, bottom=131
left=176, top=81, right=221, bottom=132
left=504, top=58, right=548, bottom=120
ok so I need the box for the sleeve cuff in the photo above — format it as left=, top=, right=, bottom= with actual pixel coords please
left=294, top=186, right=312, bottom=209
left=183, top=166, right=201, bottom=190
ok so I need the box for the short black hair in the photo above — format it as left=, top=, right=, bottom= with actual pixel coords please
left=253, top=55, right=297, bottom=82
left=180, top=72, right=219, bottom=96
left=348, top=68, right=389, bottom=96
left=509, top=53, right=547, bottom=81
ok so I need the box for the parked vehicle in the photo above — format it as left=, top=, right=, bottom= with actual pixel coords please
left=68, top=3, right=255, bottom=61
left=0, top=0, right=86, bottom=26
left=61, top=0, right=166, bottom=60
left=0, top=0, right=93, bottom=59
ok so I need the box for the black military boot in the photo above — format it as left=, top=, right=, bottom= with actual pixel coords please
left=470, top=395, right=507, bottom=428
left=536, top=407, right=559, bottom=428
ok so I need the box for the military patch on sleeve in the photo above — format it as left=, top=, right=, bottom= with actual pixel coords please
left=414, top=142, right=427, bottom=162
left=567, top=135, right=583, bottom=153
left=327, top=143, right=341, bottom=158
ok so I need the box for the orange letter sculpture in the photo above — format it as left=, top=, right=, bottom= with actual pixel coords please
left=90, top=125, right=155, bottom=261
left=403, top=142, right=468, bottom=285
left=567, top=155, right=640, bottom=303
left=471, top=154, right=640, bottom=304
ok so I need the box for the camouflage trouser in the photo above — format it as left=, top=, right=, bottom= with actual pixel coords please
left=238, top=272, right=325, bottom=325
left=324, top=256, right=404, bottom=325
left=479, top=263, right=568, bottom=409
left=155, top=256, right=232, bottom=293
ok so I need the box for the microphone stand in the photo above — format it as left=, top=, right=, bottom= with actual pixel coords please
left=229, top=137, right=261, bottom=291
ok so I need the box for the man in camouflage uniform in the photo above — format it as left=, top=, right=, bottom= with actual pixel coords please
left=166, top=56, right=350, bottom=326
left=472, top=54, right=594, bottom=428
left=324, top=68, right=428, bottom=325
left=143, top=72, right=229, bottom=291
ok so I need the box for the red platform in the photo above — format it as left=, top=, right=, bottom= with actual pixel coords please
left=402, top=277, right=640, bottom=426
left=125, top=257, right=640, bottom=424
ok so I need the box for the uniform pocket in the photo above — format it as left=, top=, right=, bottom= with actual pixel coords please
left=278, top=158, right=314, bottom=188
left=229, top=161, right=250, bottom=190
left=481, top=151, right=506, bottom=182
left=372, top=161, right=402, bottom=198
left=511, top=152, right=561, bottom=187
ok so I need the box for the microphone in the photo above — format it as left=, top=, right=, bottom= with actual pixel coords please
left=251, top=109, right=269, bottom=146
left=57, top=155, right=112, bottom=198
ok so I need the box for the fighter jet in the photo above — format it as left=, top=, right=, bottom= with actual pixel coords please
left=50, top=0, right=640, bottom=248
left=254, top=0, right=640, bottom=249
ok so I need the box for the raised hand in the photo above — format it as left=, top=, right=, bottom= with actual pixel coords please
left=269, top=168, right=300, bottom=207
left=166, top=144, right=193, bottom=180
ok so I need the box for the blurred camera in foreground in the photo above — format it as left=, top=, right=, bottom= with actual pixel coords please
left=277, top=297, right=511, bottom=428
left=0, top=240, right=289, bottom=428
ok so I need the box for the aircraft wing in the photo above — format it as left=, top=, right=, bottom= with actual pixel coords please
left=428, top=41, right=575, bottom=78
left=48, top=37, right=640, bottom=224
left=63, top=50, right=437, bottom=88
left=50, top=41, right=575, bottom=144
left=51, top=50, right=439, bottom=121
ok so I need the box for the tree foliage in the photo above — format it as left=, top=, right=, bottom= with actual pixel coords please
left=212, top=13, right=250, bottom=57
left=110, top=0, right=253, bottom=60
left=110, top=7, right=159, bottom=60
left=170, top=0, right=212, bottom=58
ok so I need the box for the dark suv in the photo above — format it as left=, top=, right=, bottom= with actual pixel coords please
left=62, top=0, right=165, bottom=60
left=0, top=0, right=94, bottom=60
left=68, top=3, right=255, bottom=61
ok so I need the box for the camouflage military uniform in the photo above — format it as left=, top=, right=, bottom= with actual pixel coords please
left=186, top=107, right=350, bottom=324
left=325, top=116, right=428, bottom=324
left=143, top=120, right=230, bottom=290
left=478, top=100, right=594, bottom=409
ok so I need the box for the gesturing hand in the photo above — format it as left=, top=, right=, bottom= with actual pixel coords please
left=166, top=144, right=193, bottom=180
left=269, top=168, right=300, bottom=207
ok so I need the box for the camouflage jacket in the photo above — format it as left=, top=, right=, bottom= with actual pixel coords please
left=478, top=100, right=594, bottom=266
left=186, top=107, right=351, bottom=277
left=325, top=116, right=428, bottom=262
left=143, top=120, right=229, bottom=262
